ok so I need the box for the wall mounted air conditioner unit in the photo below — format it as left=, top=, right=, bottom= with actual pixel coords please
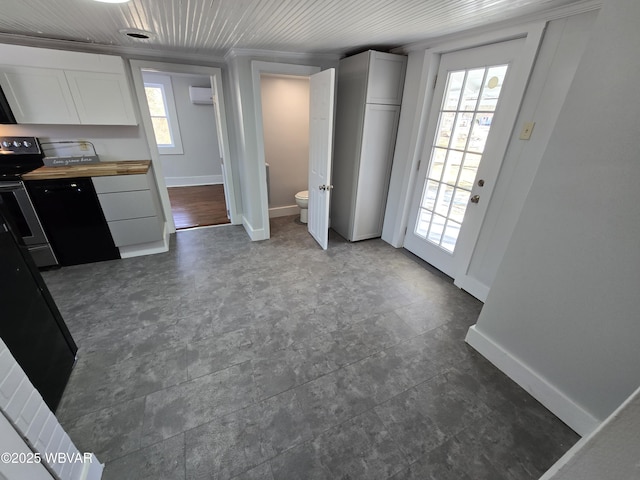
left=189, top=86, right=214, bottom=105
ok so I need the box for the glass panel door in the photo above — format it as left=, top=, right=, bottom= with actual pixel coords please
left=415, top=65, right=508, bottom=253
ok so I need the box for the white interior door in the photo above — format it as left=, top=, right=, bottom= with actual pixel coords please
left=211, top=93, right=231, bottom=220
left=404, top=38, right=526, bottom=281
left=308, top=68, right=336, bottom=250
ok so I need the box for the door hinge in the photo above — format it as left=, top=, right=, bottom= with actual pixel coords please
left=416, top=160, right=421, bottom=171
left=433, top=75, right=438, bottom=89
left=404, top=226, right=408, bottom=235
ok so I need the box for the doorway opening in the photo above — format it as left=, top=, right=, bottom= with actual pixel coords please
left=259, top=73, right=310, bottom=224
left=129, top=59, right=238, bottom=235
left=141, top=69, right=230, bottom=230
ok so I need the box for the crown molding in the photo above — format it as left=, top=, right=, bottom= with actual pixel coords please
left=0, top=32, right=227, bottom=65
left=0, top=32, right=341, bottom=66
left=224, top=47, right=341, bottom=63
left=393, top=0, right=602, bottom=53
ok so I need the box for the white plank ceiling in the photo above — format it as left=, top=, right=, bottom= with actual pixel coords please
left=0, top=0, right=590, bottom=57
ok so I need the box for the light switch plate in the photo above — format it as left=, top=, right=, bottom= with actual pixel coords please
left=519, top=121, right=535, bottom=140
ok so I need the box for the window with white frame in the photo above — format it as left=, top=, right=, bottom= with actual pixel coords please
left=143, top=73, right=184, bottom=155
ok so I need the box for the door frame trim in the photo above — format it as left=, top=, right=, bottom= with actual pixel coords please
left=250, top=61, right=321, bottom=241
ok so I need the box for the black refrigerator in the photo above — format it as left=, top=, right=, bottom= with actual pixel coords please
left=0, top=196, right=77, bottom=412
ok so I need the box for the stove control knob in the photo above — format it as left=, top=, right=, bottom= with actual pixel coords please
left=22, top=141, right=32, bottom=148
left=1, top=141, right=9, bottom=148
left=12, top=141, right=21, bottom=148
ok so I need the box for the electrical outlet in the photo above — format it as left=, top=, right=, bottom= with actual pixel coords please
left=79, top=142, right=89, bottom=151
left=519, top=122, right=535, bottom=140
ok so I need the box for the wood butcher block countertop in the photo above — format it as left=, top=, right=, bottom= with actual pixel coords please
left=22, top=160, right=151, bottom=180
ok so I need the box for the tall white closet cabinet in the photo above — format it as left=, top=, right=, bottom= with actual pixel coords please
left=331, top=50, right=407, bottom=241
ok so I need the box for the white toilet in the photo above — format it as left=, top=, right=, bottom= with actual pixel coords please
left=294, top=190, right=309, bottom=223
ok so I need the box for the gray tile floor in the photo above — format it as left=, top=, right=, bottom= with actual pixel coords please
left=43, top=216, right=579, bottom=480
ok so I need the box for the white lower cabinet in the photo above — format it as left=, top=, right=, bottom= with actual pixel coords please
left=106, top=217, right=163, bottom=247
left=92, top=171, right=163, bottom=248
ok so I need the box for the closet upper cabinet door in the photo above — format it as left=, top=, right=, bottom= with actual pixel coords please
left=65, top=71, right=137, bottom=125
left=365, top=52, right=407, bottom=105
left=0, top=66, right=80, bottom=124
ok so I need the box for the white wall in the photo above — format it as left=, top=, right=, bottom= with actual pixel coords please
left=541, top=386, right=640, bottom=480
left=142, top=72, right=222, bottom=186
left=467, top=0, right=640, bottom=434
left=0, top=124, right=150, bottom=162
left=260, top=74, right=309, bottom=208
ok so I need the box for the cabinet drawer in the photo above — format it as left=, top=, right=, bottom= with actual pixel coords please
left=98, top=190, right=155, bottom=221
left=107, top=216, right=162, bottom=247
left=93, top=174, right=149, bottom=193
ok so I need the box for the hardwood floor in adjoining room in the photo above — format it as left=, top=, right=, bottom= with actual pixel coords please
left=167, top=184, right=230, bottom=230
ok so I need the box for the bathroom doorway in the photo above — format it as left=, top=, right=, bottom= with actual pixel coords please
left=259, top=73, right=310, bottom=221
left=251, top=62, right=321, bottom=237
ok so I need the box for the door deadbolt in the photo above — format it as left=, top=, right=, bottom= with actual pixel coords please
left=478, top=179, right=485, bottom=187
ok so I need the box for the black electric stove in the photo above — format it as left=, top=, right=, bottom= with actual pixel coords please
left=0, top=137, right=58, bottom=267
left=0, top=136, right=44, bottom=179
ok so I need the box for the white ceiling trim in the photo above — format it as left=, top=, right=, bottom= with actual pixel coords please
left=0, top=32, right=227, bottom=65
left=224, top=48, right=341, bottom=62
left=0, top=0, right=602, bottom=63
left=396, top=0, right=602, bottom=53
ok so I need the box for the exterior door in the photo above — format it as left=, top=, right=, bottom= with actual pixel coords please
left=308, top=68, right=336, bottom=250
left=404, top=38, right=526, bottom=281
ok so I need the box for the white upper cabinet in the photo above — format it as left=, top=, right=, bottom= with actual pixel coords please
left=0, top=43, right=137, bottom=125
left=65, top=70, right=136, bottom=125
left=0, top=66, right=80, bottom=124
left=366, top=51, right=407, bottom=105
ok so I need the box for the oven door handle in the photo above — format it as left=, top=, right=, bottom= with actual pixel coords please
left=0, top=182, right=23, bottom=191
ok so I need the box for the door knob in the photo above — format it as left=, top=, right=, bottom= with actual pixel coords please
left=470, top=195, right=480, bottom=204
left=318, top=185, right=334, bottom=191
left=319, top=185, right=325, bottom=190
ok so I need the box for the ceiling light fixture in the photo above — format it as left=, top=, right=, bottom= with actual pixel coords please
left=93, top=0, right=131, bottom=4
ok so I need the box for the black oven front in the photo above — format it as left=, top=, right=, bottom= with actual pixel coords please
left=0, top=137, right=58, bottom=267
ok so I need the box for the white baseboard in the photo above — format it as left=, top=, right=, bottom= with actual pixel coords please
left=269, top=205, right=299, bottom=218
left=165, top=175, right=223, bottom=187
left=465, top=325, right=599, bottom=436
left=454, top=275, right=490, bottom=302
left=242, top=216, right=268, bottom=241
left=118, top=229, right=170, bottom=258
